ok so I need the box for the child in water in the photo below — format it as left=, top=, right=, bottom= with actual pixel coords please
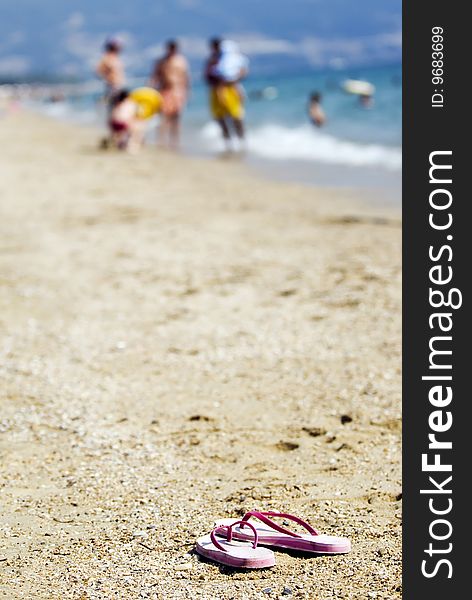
left=308, top=92, right=326, bottom=127
left=108, top=90, right=141, bottom=151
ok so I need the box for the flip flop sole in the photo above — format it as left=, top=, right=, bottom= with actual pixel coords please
left=195, top=535, right=276, bottom=569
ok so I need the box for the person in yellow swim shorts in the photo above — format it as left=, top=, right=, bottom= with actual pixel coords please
left=204, top=38, right=249, bottom=150
left=210, top=84, right=244, bottom=121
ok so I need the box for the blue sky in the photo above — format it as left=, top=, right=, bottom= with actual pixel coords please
left=0, top=0, right=401, bottom=78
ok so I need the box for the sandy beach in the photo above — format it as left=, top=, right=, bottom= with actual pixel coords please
left=0, top=112, right=401, bottom=599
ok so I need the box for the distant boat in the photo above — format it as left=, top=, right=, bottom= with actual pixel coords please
left=342, top=79, right=375, bottom=96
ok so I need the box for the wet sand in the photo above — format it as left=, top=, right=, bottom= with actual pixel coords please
left=0, top=112, right=401, bottom=599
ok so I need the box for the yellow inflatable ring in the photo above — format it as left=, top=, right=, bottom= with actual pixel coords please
left=130, top=87, right=162, bottom=120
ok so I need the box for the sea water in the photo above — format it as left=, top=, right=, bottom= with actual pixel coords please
left=34, top=63, right=402, bottom=202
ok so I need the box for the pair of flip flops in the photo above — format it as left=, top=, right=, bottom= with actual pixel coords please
left=195, top=510, right=351, bottom=569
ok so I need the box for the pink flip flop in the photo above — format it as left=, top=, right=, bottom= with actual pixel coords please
left=215, top=510, right=351, bottom=554
left=195, top=520, right=276, bottom=569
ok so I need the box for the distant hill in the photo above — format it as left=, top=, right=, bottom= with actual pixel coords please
left=1, top=0, right=401, bottom=79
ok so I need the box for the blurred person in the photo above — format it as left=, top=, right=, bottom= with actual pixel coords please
left=342, top=79, right=375, bottom=109
left=308, top=91, right=326, bottom=127
left=204, top=38, right=249, bottom=151
left=150, top=39, right=190, bottom=149
left=210, top=40, right=248, bottom=89
left=96, top=37, right=126, bottom=104
left=204, top=37, right=221, bottom=89
left=108, top=89, right=143, bottom=152
left=359, top=93, right=374, bottom=109
left=96, top=37, right=126, bottom=148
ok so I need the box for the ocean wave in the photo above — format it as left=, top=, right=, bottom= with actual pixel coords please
left=199, top=122, right=402, bottom=170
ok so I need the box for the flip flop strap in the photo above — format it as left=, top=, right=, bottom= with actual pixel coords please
left=241, top=510, right=318, bottom=537
left=210, top=520, right=259, bottom=552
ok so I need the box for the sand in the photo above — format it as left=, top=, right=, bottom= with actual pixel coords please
left=0, top=112, right=401, bottom=599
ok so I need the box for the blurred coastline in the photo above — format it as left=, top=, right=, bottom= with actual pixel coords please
left=1, top=63, right=401, bottom=202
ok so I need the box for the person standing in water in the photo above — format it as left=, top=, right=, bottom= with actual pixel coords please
left=204, top=38, right=249, bottom=152
left=359, top=93, right=374, bottom=109
left=308, top=91, right=326, bottom=127
left=150, top=40, right=190, bottom=150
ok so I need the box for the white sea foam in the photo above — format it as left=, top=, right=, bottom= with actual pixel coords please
left=200, top=122, right=401, bottom=170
